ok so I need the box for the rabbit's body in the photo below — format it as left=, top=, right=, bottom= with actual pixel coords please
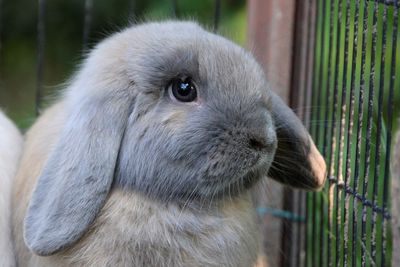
left=10, top=21, right=325, bottom=267
left=12, top=103, right=259, bottom=267
left=17, top=192, right=258, bottom=267
left=12, top=100, right=260, bottom=267
left=0, top=111, right=23, bottom=267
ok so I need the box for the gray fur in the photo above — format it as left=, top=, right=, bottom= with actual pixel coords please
left=24, top=91, right=134, bottom=256
left=116, top=30, right=277, bottom=202
left=23, top=21, right=324, bottom=261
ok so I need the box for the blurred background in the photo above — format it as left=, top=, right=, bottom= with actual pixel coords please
left=0, top=0, right=246, bottom=129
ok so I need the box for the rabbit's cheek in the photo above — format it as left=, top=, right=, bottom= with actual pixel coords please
left=160, top=109, right=187, bottom=130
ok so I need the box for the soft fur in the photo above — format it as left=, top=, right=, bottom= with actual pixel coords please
left=11, top=21, right=326, bottom=267
left=0, top=111, right=23, bottom=267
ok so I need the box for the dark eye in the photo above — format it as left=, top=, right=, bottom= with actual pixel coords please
left=169, top=77, right=197, bottom=102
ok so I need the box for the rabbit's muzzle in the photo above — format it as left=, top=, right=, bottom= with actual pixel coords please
left=200, top=123, right=277, bottom=194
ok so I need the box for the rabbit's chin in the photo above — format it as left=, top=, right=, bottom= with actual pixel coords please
left=170, top=171, right=262, bottom=207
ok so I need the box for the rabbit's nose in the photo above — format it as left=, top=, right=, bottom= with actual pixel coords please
left=247, top=132, right=276, bottom=152
left=249, top=137, right=267, bottom=151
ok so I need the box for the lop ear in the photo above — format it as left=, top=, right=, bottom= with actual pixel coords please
left=267, top=92, right=326, bottom=190
left=24, top=92, right=132, bottom=256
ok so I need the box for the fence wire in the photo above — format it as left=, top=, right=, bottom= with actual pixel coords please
left=286, top=0, right=399, bottom=266
left=36, top=0, right=45, bottom=116
left=82, top=0, right=93, bottom=52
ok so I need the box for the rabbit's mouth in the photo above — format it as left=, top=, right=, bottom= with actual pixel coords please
left=200, top=151, right=273, bottom=198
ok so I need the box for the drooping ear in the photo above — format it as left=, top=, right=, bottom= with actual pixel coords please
left=24, top=92, right=132, bottom=256
left=267, top=92, right=326, bottom=190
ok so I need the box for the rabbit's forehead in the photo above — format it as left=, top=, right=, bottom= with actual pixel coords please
left=128, top=36, right=266, bottom=93
left=198, top=43, right=265, bottom=88
left=120, top=23, right=269, bottom=102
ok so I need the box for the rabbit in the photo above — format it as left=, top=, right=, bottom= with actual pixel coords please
left=0, top=110, right=23, bottom=267
left=10, top=21, right=326, bottom=267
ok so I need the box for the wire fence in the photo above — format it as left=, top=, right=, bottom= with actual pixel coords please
left=284, top=0, right=399, bottom=266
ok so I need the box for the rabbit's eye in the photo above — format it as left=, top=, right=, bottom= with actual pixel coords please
left=169, top=78, right=197, bottom=102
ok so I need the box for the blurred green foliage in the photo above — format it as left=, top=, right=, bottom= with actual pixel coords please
left=0, top=0, right=246, bottom=129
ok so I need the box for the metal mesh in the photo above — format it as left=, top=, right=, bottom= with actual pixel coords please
left=285, top=0, right=399, bottom=266
left=35, top=0, right=45, bottom=116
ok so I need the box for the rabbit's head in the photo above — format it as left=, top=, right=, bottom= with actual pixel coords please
left=24, top=21, right=326, bottom=256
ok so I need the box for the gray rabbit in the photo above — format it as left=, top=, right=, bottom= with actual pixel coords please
left=7, top=21, right=326, bottom=267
